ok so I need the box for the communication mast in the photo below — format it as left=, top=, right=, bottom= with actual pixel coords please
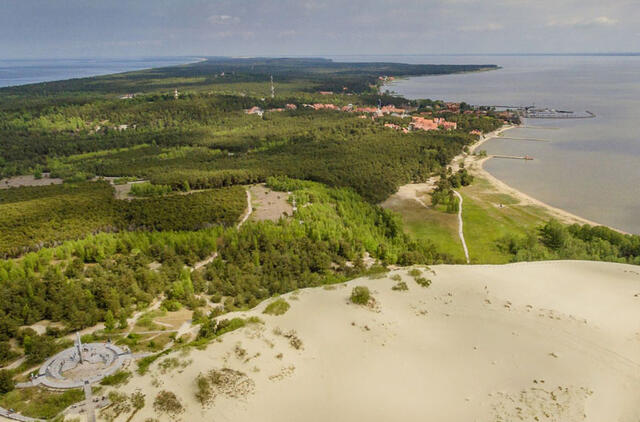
left=270, top=75, right=275, bottom=99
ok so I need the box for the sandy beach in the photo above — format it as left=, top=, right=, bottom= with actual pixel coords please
left=105, top=260, right=640, bottom=422
left=464, top=126, right=611, bottom=229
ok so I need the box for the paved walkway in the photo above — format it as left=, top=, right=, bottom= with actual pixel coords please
left=453, top=190, right=470, bottom=264
left=0, top=408, right=44, bottom=422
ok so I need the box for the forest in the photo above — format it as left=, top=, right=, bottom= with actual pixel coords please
left=0, top=177, right=443, bottom=357
left=0, top=182, right=246, bottom=257
left=499, top=220, right=640, bottom=264
left=3, top=55, right=635, bottom=389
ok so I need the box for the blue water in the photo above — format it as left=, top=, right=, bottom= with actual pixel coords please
left=0, top=57, right=199, bottom=88
left=373, top=54, right=640, bottom=234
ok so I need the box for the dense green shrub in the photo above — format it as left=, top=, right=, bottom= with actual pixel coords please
left=350, top=286, right=371, bottom=305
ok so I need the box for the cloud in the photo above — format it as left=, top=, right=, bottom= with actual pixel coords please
left=546, top=16, right=619, bottom=28
left=207, top=14, right=239, bottom=25
left=459, top=22, right=503, bottom=32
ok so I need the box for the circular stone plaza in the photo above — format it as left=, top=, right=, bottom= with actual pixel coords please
left=19, top=334, right=132, bottom=389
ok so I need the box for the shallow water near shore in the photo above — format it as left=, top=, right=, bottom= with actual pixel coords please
left=375, top=54, right=640, bottom=234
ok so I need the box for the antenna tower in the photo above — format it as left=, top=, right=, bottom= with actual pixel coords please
left=270, top=75, right=275, bottom=99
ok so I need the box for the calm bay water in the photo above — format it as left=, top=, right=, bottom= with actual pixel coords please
left=0, top=57, right=197, bottom=88
left=379, top=55, right=640, bottom=234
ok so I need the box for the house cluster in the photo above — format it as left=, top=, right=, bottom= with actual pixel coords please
left=409, top=116, right=457, bottom=132
left=245, top=103, right=298, bottom=116
left=384, top=123, right=410, bottom=133
left=245, top=106, right=264, bottom=116
left=245, top=101, right=461, bottom=133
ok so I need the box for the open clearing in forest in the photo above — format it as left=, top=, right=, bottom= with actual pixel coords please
left=249, top=184, right=293, bottom=222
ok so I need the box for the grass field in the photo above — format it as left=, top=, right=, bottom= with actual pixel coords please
left=382, top=191, right=466, bottom=263
left=459, top=176, right=553, bottom=263
left=385, top=176, right=554, bottom=264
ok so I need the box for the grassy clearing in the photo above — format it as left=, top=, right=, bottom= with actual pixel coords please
left=383, top=194, right=465, bottom=262
left=459, top=176, right=552, bottom=263
left=386, top=175, right=553, bottom=264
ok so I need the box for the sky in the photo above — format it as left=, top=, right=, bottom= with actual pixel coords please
left=1, top=0, right=639, bottom=58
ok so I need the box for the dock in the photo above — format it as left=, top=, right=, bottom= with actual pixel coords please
left=498, top=136, right=549, bottom=142
left=492, top=155, right=534, bottom=161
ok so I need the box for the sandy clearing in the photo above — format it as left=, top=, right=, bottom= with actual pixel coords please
left=249, top=184, right=293, bottom=222
left=0, top=174, right=63, bottom=190
left=110, top=260, right=640, bottom=422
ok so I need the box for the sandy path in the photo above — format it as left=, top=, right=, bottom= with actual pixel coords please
left=452, top=190, right=470, bottom=263
left=236, top=189, right=253, bottom=229
left=112, top=260, right=640, bottom=422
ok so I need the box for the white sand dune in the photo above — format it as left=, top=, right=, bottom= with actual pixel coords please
left=112, top=261, right=640, bottom=422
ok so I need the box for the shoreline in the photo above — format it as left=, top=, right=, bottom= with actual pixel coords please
left=466, top=125, right=626, bottom=233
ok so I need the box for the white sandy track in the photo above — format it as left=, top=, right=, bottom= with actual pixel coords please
left=236, top=188, right=253, bottom=229
left=112, top=260, right=640, bottom=422
left=452, top=190, right=470, bottom=263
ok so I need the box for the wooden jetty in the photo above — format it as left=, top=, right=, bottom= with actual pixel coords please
left=492, top=155, right=534, bottom=161
left=499, top=136, right=549, bottom=142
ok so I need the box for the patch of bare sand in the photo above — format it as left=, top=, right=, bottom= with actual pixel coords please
left=110, top=261, right=640, bottom=422
left=249, top=184, right=293, bottom=222
left=380, top=180, right=435, bottom=209
left=0, top=173, right=63, bottom=189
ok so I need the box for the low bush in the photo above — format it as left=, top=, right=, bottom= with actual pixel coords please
left=263, top=298, right=290, bottom=316
left=392, top=281, right=409, bottom=291
left=350, top=286, right=370, bottom=305
left=153, top=390, right=183, bottom=416
left=415, top=277, right=432, bottom=288
left=99, top=370, right=131, bottom=386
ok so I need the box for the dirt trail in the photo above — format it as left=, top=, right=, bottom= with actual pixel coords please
left=237, top=189, right=253, bottom=229
left=453, top=190, right=470, bottom=264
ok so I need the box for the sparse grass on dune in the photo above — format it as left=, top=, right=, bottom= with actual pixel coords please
left=0, top=387, right=84, bottom=419
left=263, top=298, right=291, bottom=316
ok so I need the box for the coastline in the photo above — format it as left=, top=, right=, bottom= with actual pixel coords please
left=465, top=126, right=621, bottom=232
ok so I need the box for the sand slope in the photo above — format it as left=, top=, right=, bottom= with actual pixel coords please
left=112, top=261, right=640, bottom=422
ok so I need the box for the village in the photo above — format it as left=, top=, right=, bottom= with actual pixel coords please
left=245, top=94, right=519, bottom=136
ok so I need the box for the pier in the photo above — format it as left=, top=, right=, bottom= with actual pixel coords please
left=498, top=136, right=549, bottom=142
left=523, top=110, right=595, bottom=119
left=492, top=155, right=534, bottom=161
left=481, top=105, right=596, bottom=119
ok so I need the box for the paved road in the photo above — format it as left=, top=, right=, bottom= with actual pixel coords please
left=453, top=190, right=470, bottom=264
